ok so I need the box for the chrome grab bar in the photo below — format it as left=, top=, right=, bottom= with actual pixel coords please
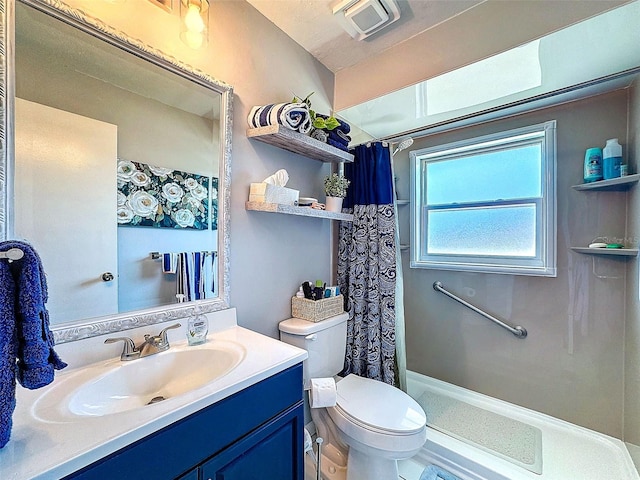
left=433, top=281, right=527, bottom=339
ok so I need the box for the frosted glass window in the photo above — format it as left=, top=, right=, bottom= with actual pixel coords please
left=410, top=121, right=556, bottom=276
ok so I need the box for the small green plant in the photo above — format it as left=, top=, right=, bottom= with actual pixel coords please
left=292, top=92, right=340, bottom=131
left=324, top=173, right=350, bottom=198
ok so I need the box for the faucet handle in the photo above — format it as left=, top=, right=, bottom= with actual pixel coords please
left=104, top=336, right=139, bottom=361
left=158, top=323, right=181, bottom=345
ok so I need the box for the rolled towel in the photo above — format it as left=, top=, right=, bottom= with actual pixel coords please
left=328, top=130, right=351, bottom=146
left=248, top=102, right=312, bottom=134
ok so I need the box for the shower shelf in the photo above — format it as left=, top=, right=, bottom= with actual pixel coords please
left=571, top=174, right=639, bottom=191
left=570, top=247, right=638, bottom=257
left=245, top=201, right=353, bottom=222
left=246, top=125, right=354, bottom=164
left=396, top=199, right=410, bottom=205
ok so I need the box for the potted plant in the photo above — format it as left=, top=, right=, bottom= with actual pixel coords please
left=324, top=173, right=350, bottom=212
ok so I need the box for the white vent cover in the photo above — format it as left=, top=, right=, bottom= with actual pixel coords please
left=332, top=0, right=400, bottom=41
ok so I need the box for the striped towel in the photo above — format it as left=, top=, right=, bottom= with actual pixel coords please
left=176, top=252, right=212, bottom=301
left=248, top=102, right=312, bottom=134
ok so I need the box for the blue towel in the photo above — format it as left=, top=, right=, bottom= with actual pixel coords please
left=419, top=465, right=462, bottom=480
left=328, top=130, right=351, bottom=146
left=0, top=240, right=67, bottom=448
left=327, top=138, right=349, bottom=152
left=0, top=259, right=17, bottom=448
left=248, top=102, right=312, bottom=134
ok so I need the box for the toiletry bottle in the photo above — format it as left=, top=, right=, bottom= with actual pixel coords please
left=583, top=147, right=603, bottom=183
left=187, top=307, right=208, bottom=346
left=603, top=138, right=622, bottom=180
left=296, top=286, right=305, bottom=298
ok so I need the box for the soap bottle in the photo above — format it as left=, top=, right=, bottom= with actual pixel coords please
left=583, top=147, right=603, bottom=183
left=187, top=307, right=208, bottom=346
left=603, top=138, right=622, bottom=180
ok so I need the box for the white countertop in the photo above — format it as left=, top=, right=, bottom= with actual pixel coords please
left=0, top=309, right=307, bottom=480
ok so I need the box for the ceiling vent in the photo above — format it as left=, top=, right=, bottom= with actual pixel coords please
left=332, top=0, right=400, bottom=41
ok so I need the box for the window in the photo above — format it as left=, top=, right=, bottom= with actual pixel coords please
left=410, top=121, right=556, bottom=276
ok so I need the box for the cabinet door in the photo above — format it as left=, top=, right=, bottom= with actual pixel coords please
left=177, top=468, right=198, bottom=480
left=201, top=403, right=304, bottom=480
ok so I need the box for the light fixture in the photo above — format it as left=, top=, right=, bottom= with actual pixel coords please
left=180, top=0, right=209, bottom=49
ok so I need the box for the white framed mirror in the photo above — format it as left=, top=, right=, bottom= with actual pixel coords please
left=0, top=0, right=233, bottom=343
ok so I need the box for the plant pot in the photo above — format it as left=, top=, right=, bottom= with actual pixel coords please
left=325, top=196, right=344, bottom=213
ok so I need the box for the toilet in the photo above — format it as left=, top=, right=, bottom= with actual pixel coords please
left=279, top=313, right=426, bottom=480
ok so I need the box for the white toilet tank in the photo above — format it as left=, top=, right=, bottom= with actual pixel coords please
left=279, top=312, right=348, bottom=386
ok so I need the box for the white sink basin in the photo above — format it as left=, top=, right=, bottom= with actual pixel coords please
left=35, top=341, right=245, bottom=419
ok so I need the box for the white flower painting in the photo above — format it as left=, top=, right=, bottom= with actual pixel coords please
left=117, top=159, right=216, bottom=230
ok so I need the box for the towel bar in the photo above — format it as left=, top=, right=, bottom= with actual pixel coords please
left=433, top=281, right=527, bottom=339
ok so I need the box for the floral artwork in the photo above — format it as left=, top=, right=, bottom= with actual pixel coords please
left=117, top=159, right=213, bottom=230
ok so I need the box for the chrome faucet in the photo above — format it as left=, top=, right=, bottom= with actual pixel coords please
left=104, top=323, right=181, bottom=361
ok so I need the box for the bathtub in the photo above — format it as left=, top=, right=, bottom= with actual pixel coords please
left=403, top=371, right=640, bottom=480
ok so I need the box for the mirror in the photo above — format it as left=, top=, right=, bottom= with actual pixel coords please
left=1, top=0, right=232, bottom=342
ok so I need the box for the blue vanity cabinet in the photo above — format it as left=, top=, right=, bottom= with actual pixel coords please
left=64, top=364, right=304, bottom=480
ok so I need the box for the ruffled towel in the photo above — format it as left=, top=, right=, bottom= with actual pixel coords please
left=248, top=102, right=312, bottom=134
left=0, top=240, right=67, bottom=448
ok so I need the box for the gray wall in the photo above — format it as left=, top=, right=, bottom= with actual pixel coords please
left=625, top=79, right=640, bottom=446
left=396, top=89, right=630, bottom=438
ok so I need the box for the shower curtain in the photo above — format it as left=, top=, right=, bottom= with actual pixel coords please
left=337, top=142, right=397, bottom=386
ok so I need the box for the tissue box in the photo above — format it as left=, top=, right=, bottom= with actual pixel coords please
left=291, top=295, right=344, bottom=322
left=249, top=183, right=299, bottom=205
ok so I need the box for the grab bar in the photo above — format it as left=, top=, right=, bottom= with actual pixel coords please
left=433, top=281, right=527, bottom=339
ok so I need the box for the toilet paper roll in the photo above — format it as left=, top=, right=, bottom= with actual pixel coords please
left=309, top=377, right=337, bottom=408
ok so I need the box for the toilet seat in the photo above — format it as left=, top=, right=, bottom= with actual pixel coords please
left=331, top=374, right=426, bottom=435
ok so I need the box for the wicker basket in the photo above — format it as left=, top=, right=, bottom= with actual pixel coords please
left=291, top=295, right=344, bottom=322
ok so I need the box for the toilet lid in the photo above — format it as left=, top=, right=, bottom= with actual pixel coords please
left=334, top=374, right=426, bottom=435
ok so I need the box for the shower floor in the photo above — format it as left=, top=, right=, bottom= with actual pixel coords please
left=403, top=370, right=639, bottom=480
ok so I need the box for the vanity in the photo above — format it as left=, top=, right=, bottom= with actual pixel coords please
left=0, top=309, right=307, bottom=479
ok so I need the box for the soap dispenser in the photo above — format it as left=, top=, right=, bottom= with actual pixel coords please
left=187, top=307, right=208, bottom=346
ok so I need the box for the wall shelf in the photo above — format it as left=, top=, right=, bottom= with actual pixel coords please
left=247, top=125, right=354, bottom=164
left=396, top=199, right=410, bottom=205
left=570, top=247, right=638, bottom=257
left=246, top=201, right=353, bottom=222
left=572, top=174, right=639, bottom=191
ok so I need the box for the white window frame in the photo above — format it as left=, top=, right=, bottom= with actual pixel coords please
left=410, top=121, right=557, bottom=277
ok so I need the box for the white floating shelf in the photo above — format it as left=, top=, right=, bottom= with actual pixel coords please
left=247, top=125, right=354, bottom=164
left=572, top=174, right=639, bottom=191
left=396, top=199, right=410, bottom=205
left=570, top=247, right=638, bottom=257
left=246, top=201, right=353, bottom=222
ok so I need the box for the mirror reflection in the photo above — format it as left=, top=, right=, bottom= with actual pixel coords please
left=13, top=2, right=227, bottom=326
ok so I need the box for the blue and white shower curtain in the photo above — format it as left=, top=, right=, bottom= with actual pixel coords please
left=337, top=142, right=397, bottom=386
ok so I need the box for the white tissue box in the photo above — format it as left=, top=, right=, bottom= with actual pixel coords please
left=249, top=183, right=299, bottom=205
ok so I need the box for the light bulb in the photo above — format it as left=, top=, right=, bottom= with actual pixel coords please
left=183, top=31, right=204, bottom=49
left=184, top=4, right=205, bottom=33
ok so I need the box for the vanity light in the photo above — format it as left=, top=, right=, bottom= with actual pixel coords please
left=180, top=0, right=209, bottom=49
